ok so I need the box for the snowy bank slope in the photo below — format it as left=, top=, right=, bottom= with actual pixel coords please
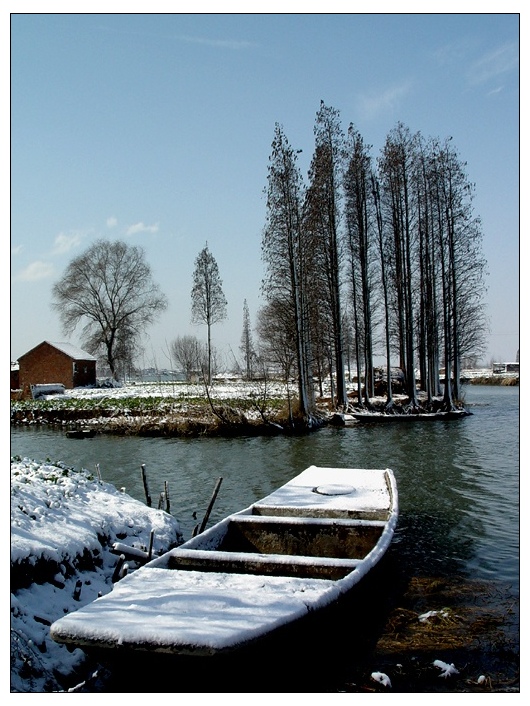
left=10, top=458, right=182, bottom=692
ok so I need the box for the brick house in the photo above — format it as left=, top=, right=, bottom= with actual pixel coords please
left=16, top=341, right=97, bottom=398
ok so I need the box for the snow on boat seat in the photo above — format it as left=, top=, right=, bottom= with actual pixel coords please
left=167, top=547, right=362, bottom=580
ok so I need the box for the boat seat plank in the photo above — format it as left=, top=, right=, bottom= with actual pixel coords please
left=233, top=514, right=387, bottom=528
left=167, top=548, right=362, bottom=580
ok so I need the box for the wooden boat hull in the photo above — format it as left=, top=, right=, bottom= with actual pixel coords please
left=50, top=466, right=398, bottom=657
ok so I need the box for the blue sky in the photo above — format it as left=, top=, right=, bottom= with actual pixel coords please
left=10, top=11, right=520, bottom=369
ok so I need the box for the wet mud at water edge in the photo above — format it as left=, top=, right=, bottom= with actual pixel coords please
left=80, top=549, right=519, bottom=694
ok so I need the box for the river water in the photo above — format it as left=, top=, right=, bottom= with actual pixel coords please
left=11, top=384, right=519, bottom=689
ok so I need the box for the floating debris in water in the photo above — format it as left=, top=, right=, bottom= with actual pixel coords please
left=433, top=660, right=459, bottom=678
left=371, top=671, right=392, bottom=687
left=419, top=609, right=450, bottom=623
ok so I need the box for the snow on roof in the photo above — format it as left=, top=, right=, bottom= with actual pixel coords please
left=17, top=341, right=97, bottom=362
left=45, top=341, right=97, bottom=361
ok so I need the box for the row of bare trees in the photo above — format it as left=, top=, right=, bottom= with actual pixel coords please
left=260, top=102, right=487, bottom=417
left=51, top=102, right=487, bottom=408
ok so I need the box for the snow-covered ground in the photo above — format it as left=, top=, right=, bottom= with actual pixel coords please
left=10, top=458, right=182, bottom=693
left=63, top=379, right=296, bottom=401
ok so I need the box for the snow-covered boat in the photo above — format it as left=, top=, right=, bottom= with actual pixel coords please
left=50, top=465, right=398, bottom=658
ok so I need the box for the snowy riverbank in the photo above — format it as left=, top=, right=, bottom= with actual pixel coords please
left=10, top=458, right=182, bottom=692
left=11, top=373, right=512, bottom=437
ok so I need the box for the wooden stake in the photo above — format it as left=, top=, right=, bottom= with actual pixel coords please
left=73, top=579, right=82, bottom=601
left=164, top=480, right=170, bottom=514
left=112, top=554, right=126, bottom=583
left=141, top=464, right=152, bottom=507
left=147, top=529, right=155, bottom=561
left=198, top=477, right=223, bottom=534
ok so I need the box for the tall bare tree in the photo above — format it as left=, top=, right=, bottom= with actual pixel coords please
left=52, top=239, right=167, bottom=380
left=191, top=243, right=227, bottom=384
left=239, top=299, right=255, bottom=380
left=428, top=136, right=487, bottom=404
left=305, top=102, right=348, bottom=408
left=261, top=124, right=315, bottom=419
left=379, top=123, right=420, bottom=407
left=344, top=125, right=376, bottom=404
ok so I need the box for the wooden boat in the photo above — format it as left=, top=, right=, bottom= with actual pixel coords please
left=352, top=409, right=469, bottom=423
left=50, top=465, right=398, bottom=657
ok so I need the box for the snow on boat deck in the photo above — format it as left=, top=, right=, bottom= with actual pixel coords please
left=253, top=466, right=391, bottom=515
left=50, top=568, right=341, bottom=654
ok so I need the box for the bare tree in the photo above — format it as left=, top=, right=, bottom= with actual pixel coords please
left=52, top=239, right=167, bottom=380
left=304, top=102, right=348, bottom=408
left=239, top=299, right=255, bottom=380
left=191, top=243, right=227, bottom=385
left=379, top=124, right=421, bottom=407
left=344, top=125, right=376, bottom=404
left=261, top=124, right=315, bottom=419
left=171, top=335, right=203, bottom=382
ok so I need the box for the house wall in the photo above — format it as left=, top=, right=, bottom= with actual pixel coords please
left=11, top=369, right=20, bottom=390
left=72, top=360, right=97, bottom=388
left=18, top=342, right=96, bottom=398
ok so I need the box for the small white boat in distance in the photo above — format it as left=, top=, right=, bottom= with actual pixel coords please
left=51, top=465, right=398, bottom=657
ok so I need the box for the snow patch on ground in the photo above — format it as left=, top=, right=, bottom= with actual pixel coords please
left=10, top=458, right=182, bottom=692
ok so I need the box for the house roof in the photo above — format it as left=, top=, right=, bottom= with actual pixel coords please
left=19, top=341, right=97, bottom=362
left=48, top=342, right=97, bottom=361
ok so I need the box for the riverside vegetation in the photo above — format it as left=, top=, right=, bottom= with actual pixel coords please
left=10, top=372, right=517, bottom=438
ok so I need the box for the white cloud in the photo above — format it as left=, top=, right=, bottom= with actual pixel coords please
left=126, top=222, right=160, bottom=236
left=52, top=232, right=82, bottom=255
left=487, top=86, right=504, bottom=97
left=11, top=244, right=23, bottom=256
left=15, top=261, right=55, bottom=281
left=467, top=42, right=518, bottom=86
left=357, top=80, right=413, bottom=120
left=106, top=216, right=118, bottom=228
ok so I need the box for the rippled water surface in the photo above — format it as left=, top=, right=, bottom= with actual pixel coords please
left=11, top=385, right=519, bottom=592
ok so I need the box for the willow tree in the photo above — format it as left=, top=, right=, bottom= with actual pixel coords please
left=261, top=124, right=316, bottom=420
left=52, top=239, right=167, bottom=380
left=191, top=243, right=227, bottom=384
